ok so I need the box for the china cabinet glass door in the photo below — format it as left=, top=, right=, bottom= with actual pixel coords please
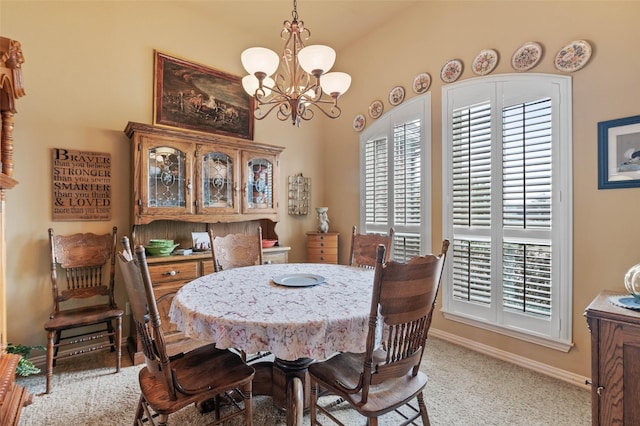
left=140, top=138, right=193, bottom=216
left=197, top=146, right=239, bottom=214
left=243, top=151, right=278, bottom=214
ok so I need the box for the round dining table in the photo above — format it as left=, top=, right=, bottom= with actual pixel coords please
left=169, top=262, right=375, bottom=426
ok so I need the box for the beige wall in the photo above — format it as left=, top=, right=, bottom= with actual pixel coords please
left=2, top=0, right=640, bottom=380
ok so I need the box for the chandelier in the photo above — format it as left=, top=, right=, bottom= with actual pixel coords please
left=240, top=0, right=351, bottom=127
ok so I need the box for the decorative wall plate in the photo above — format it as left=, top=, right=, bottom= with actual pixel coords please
left=353, top=114, right=366, bottom=132
left=554, top=39, right=592, bottom=72
left=440, top=59, right=463, bottom=83
left=412, top=72, right=432, bottom=94
left=511, top=42, right=543, bottom=72
left=368, top=100, right=384, bottom=119
left=472, top=49, right=499, bottom=76
left=388, top=86, right=405, bottom=106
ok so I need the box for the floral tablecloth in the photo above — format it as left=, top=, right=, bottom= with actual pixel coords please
left=169, top=263, right=374, bottom=361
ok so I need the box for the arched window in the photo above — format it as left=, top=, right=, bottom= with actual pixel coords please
left=441, top=74, right=573, bottom=350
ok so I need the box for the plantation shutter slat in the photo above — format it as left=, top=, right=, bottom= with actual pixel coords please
left=394, top=120, right=422, bottom=226
left=364, top=137, right=388, bottom=225
left=452, top=102, right=492, bottom=228
left=502, top=99, right=553, bottom=229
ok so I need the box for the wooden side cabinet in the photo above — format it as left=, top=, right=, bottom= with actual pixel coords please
left=307, top=232, right=339, bottom=264
left=585, top=290, right=640, bottom=425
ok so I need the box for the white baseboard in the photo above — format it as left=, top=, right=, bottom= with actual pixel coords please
left=429, top=328, right=591, bottom=390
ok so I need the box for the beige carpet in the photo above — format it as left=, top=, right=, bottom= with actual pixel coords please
left=16, top=337, right=590, bottom=425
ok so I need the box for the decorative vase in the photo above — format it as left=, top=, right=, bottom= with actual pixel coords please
left=625, top=263, right=640, bottom=302
left=316, top=207, right=329, bottom=233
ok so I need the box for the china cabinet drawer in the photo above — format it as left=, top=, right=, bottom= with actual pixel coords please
left=147, top=260, right=199, bottom=284
left=201, top=259, right=216, bottom=275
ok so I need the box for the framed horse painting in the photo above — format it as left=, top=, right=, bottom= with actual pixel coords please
left=153, top=50, right=254, bottom=140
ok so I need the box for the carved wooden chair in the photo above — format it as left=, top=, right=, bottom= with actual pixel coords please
left=209, top=226, right=268, bottom=363
left=44, top=227, right=123, bottom=394
left=348, top=226, right=395, bottom=268
left=209, top=226, right=263, bottom=272
left=117, top=237, right=255, bottom=426
left=309, top=240, right=450, bottom=426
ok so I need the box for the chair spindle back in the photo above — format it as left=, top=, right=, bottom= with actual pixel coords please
left=49, top=227, right=118, bottom=312
left=349, top=226, right=394, bottom=269
left=117, top=237, right=176, bottom=400
left=360, top=240, right=449, bottom=401
left=209, top=226, right=263, bottom=272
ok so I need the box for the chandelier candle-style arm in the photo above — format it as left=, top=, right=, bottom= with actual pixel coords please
left=240, top=0, right=351, bottom=126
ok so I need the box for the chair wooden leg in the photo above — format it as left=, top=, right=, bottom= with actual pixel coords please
left=46, top=330, right=55, bottom=394
left=52, top=330, right=61, bottom=367
left=115, top=317, right=122, bottom=373
left=417, top=391, right=430, bottom=426
left=136, top=394, right=156, bottom=425
left=243, top=381, right=253, bottom=426
left=310, top=380, right=318, bottom=426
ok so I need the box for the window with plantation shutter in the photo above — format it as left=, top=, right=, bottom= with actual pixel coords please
left=360, top=95, right=431, bottom=262
left=442, top=75, right=573, bottom=350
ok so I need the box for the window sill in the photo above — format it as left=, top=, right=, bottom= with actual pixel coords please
left=441, top=310, right=574, bottom=352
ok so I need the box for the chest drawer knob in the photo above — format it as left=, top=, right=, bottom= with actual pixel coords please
left=163, top=270, right=180, bottom=276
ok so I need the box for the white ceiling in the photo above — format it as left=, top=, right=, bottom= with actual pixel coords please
left=184, top=0, right=422, bottom=51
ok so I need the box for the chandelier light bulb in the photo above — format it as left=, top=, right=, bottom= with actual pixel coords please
left=320, top=72, right=352, bottom=96
left=298, top=45, right=336, bottom=76
left=241, top=47, right=280, bottom=76
left=242, top=75, right=274, bottom=97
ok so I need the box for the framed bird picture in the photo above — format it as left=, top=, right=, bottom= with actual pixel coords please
left=598, top=115, right=640, bottom=189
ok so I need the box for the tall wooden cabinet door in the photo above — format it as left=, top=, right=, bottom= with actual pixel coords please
left=195, top=145, right=240, bottom=215
left=242, top=150, right=279, bottom=215
left=137, top=136, right=194, bottom=217
left=622, top=324, right=640, bottom=425
left=595, top=319, right=624, bottom=425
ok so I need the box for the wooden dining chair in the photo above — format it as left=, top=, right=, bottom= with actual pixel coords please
left=44, top=227, right=123, bottom=394
left=117, top=237, right=255, bottom=426
left=309, top=240, right=449, bottom=426
left=209, top=226, right=268, bottom=363
left=209, top=226, right=263, bottom=272
left=348, top=226, right=395, bottom=268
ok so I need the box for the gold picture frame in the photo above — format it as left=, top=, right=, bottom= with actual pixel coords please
left=153, top=50, right=254, bottom=140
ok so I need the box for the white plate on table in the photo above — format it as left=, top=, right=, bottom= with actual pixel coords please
left=273, top=274, right=326, bottom=287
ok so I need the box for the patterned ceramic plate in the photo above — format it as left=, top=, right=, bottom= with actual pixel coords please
left=511, top=42, right=543, bottom=72
left=368, top=100, right=384, bottom=119
left=554, top=40, right=592, bottom=72
left=472, top=49, right=499, bottom=76
left=388, top=86, right=405, bottom=106
left=412, top=72, right=432, bottom=94
left=353, top=114, right=366, bottom=132
left=440, top=59, right=463, bottom=83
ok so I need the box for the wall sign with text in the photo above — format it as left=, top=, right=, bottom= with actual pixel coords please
left=51, top=148, right=111, bottom=221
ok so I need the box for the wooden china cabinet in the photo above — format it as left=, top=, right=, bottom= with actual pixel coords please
left=585, top=291, right=640, bottom=425
left=124, top=122, right=289, bottom=364
left=0, top=36, right=32, bottom=425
